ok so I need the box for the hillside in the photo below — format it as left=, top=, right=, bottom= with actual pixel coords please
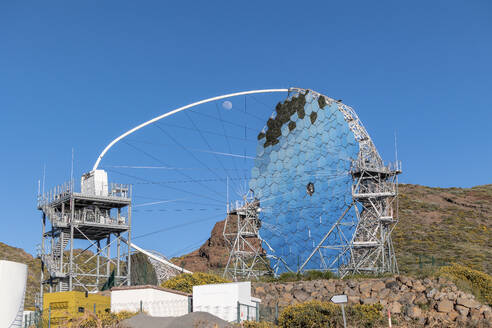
left=394, top=184, right=492, bottom=275
left=1, top=183, right=491, bottom=309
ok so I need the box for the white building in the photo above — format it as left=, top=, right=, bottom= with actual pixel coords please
left=111, top=285, right=191, bottom=317
left=193, top=281, right=260, bottom=322
left=0, top=260, right=28, bottom=328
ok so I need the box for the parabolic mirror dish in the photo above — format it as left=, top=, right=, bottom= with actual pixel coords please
left=249, top=90, right=359, bottom=273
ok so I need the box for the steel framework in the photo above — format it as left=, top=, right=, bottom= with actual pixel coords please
left=37, top=180, right=132, bottom=304
left=223, top=191, right=271, bottom=280
left=125, top=241, right=192, bottom=284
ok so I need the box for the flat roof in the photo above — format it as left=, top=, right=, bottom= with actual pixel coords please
left=111, top=284, right=191, bottom=297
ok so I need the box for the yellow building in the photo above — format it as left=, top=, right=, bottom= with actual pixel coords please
left=43, top=291, right=110, bottom=326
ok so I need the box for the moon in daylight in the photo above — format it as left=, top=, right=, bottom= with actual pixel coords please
left=222, top=100, right=232, bottom=110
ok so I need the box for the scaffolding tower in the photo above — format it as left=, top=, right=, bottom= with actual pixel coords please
left=37, top=170, right=132, bottom=304
left=223, top=191, right=271, bottom=280
left=343, top=159, right=401, bottom=275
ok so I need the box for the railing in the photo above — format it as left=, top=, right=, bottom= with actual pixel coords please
left=44, top=208, right=127, bottom=227
left=352, top=181, right=396, bottom=197
left=352, top=159, right=402, bottom=174
left=37, top=181, right=73, bottom=207
left=109, top=183, right=131, bottom=199
left=237, top=301, right=260, bottom=323
left=37, top=181, right=131, bottom=208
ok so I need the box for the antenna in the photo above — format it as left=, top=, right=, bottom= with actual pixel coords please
left=394, top=130, right=398, bottom=164
left=226, top=176, right=229, bottom=213
left=42, top=164, right=46, bottom=195
left=71, top=148, right=74, bottom=190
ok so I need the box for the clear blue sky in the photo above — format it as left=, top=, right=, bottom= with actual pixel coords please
left=1, top=1, right=491, bottom=255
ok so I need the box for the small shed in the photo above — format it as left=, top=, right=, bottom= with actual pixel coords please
left=43, top=291, right=110, bottom=327
left=193, top=281, right=260, bottom=322
left=111, top=285, right=191, bottom=317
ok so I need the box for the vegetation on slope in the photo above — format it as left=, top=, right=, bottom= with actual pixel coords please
left=393, top=184, right=492, bottom=276
left=439, top=263, right=492, bottom=306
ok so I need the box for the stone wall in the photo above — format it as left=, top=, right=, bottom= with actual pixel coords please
left=252, top=276, right=491, bottom=326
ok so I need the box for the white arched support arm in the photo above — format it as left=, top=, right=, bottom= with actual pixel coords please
left=92, top=88, right=290, bottom=171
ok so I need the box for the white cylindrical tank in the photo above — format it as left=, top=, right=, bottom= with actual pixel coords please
left=0, top=260, right=28, bottom=328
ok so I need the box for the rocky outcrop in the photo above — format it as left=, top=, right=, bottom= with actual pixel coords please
left=252, top=276, right=492, bottom=327
left=171, top=214, right=263, bottom=272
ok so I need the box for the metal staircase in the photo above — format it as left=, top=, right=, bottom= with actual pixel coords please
left=53, top=232, right=69, bottom=258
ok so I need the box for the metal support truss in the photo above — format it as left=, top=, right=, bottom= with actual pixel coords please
left=223, top=190, right=271, bottom=281
left=341, top=159, right=401, bottom=276
left=298, top=202, right=355, bottom=273
left=37, top=180, right=132, bottom=308
left=123, top=241, right=192, bottom=284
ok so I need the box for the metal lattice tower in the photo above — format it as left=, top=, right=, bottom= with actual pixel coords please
left=343, top=159, right=401, bottom=275
left=223, top=191, right=271, bottom=280
left=37, top=170, right=132, bottom=303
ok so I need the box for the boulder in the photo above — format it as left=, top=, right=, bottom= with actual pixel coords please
left=405, top=305, right=422, bottom=319
left=348, top=295, right=360, bottom=304
left=385, top=280, right=399, bottom=290
left=361, top=297, right=377, bottom=305
left=278, top=293, right=293, bottom=306
left=427, top=288, right=439, bottom=298
left=376, top=288, right=390, bottom=299
left=470, top=308, right=482, bottom=321
left=344, top=286, right=358, bottom=296
left=456, top=314, right=468, bottom=323
left=255, top=286, right=266, bottom=296
left=483, top=308, right=492, bottom=322
left=437, top=299, right=454, bottom=313
left=324, top=282, right=335, bottom=293
left=371, top=280, right=386, bottom=292
left=302, top=283, right=316, bottom=294
left=293, top=289, right=310, bottom=302
left=455, top=304, right=469, bottom=317
left=411, top=280, right=426, bottom=293
left=447, top=310, right=458, bottom=321
left=347, top=279, right=357, bottom=288
left=456, top=296, right=480, bottom=309
left=414, top=293, right=427, bottom=305
left=398, top=276, right=413, bottom=287
left=479, top=305, right=491, bottom=314
left=389, top=302, right=402, bottom=314
left=446, top=292, right=457, bottom=302
left=359, top=281, right=372, bottom=297
left=398, top=292, right=416, bottom=305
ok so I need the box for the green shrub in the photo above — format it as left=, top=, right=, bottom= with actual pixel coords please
left=302, top=270, right=335, bottom=281
left=260, top=270, right=335, bottom=283
left=241, top=321, right=276, bottom=328
left=347, top=303, right=384, bottom=328
left=439, top=263, right=492, bottom=306
left=278, top=300, right=341, bottom=328
left=278, top=301, right=383, bottom=328
left=161, top=272, right=230, bottom=293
